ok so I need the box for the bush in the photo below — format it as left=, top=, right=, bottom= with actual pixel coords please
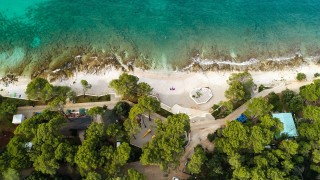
left=314, top=73, right=320, bottom=78
left=296, top=73, right=306, bottom=81
left=156, top=108, right=173, bottom=118
left=75, top=95, right=111, bottom=103
left=113, top=101, right=131, bottom=118
left=258, top=85, right=270, bottom=93
left=211, top=101, right=236, bottom=119
left=207, top=133, right=215, bottom=142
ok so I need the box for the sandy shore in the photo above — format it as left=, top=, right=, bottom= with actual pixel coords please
left=1, top=62, right=319, bottom=112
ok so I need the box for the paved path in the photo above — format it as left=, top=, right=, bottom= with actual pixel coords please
left=170, top=80, right=315, bottom=179
left=17, top=101, right=118, bottom=118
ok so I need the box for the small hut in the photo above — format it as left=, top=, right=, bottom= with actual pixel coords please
left=12, top=114, right=25, bottom=124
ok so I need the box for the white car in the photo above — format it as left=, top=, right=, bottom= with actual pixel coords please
left=172, top=177, right=180, bottom=180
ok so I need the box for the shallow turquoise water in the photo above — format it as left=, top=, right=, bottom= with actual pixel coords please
left=1, top=0, right=320, bottom=69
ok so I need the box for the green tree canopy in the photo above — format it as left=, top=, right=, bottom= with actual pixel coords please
left=66, top=90, right=77, bottom=103
left=211, top=114, right=298, bottom=179
left=287, top=95, right=303, bottom=113
left=303, top=105, right=320, bottom=123
left=106, top=124, right=126, bottom=141
left=225, top=81, right=246, bottom=101
left=25, top=77, right=51, bottom=102
left=75, top=123, right=131, bottom=177
left=298, top=107, right=320, bottom=176
left=48, top=95, right=67, bottom=116
left=281, top=89, right=295, bottom=106
left=141, top=114, right=190, bottom=170
left=267, top=92, right=282, bottom=112
left=0, top=100, right=17, bottom=115
left=14, top=110, right=62, bottom=139
left=128, top=105, right=144, bottom=121
left=137, top=96, right=160, bottom=120
left=124, top=118, right=141, bottom=139
left=113, top=101, right=131, bottom=118
left=244, top=97, right=273, bottom=120
left=296, top=73, right=307, bottom=81
left=226, top=72, right=254, bottom=101
left=2, top=168, right=20, bottom=180
left=137, top=82, right=153, bottom=97
left=109, top=73, right=152, bottom=101
left=88, top=106, right=105, bottom=117
left=126, top=169, right=146, bottom=180
left=299, top=80, right=320, bottom=102
left=85, top=172, right=102, bottom=180
left=29, top=115, right=66, bottom=175
left=75, top=123, right=107, bottom=174
left=54, top=142, right=76, bottom=165
left=81, top=79, right=92, bottom=96
left=187, top=145, right=207, bottom=174
left=6, top=136, right=32, bottom=169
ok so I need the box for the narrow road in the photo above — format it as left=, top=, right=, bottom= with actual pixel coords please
left=171, top=80, right=315, bottom=179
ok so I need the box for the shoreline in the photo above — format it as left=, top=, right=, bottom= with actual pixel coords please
left=1, top=61, right=319, bottom=113
left=1, top=43, right=318, bottom=78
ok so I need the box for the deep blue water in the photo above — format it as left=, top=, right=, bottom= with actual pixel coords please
left=1, top=0, right=320, bottom=70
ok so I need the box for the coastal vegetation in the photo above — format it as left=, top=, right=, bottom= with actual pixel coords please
left=2, top=68, right=320, bottom=179
left=194, top=80, right=320, bottom=179
left=0, top=95, right=47, bottom=134
left=25, top=77, right=75, bottom=104
left=0, top=87, right=191, bottom=179
left=140, top=113, right=190, bottom=171
left=109, top=73, right=153, bottom=102
left=80, top=79, right=92, bottom=97
left=211, top=72, right=255, bottom=119
left=0, top=108, right=141, bottom=179
left=296, top=73, right=307, bottom=81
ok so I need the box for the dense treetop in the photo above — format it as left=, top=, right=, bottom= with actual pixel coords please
left=141, top=113, right=190, bottom=170
left=109, top=73, right=152, bottom=101
left=225, top=72, right=255, bottom=102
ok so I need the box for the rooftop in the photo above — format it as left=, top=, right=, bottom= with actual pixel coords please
left=12, top=114, right=25, bottom=124
left=60, top=116, right=92, bottom=136
left=272, top=113, right=298, bottom=137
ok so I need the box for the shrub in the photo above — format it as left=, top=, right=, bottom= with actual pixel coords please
left=314, top=73, right=320, bottom=78
left=211, top=101, right=234, bottom=119
left=258, top=84, right=271, bottom=93
left=296, top=73, right=306, bottom=81
left=267, top=92, right=282, bottom=112
left=207, top=133, right=215, bottom=142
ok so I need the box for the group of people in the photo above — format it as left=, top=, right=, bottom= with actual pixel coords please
left=170, top=87, right=175, bottom=91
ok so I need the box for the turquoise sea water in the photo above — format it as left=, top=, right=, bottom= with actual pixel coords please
left=1, top=0, right=320, bottom=70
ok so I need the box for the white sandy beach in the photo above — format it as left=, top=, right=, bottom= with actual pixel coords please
left=1, top=62, right=319, bottom=112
